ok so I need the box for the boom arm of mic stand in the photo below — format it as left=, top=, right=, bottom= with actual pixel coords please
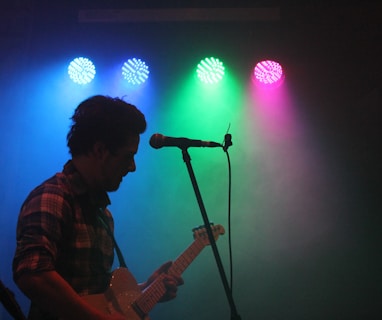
left=181, top=148, right=241, bottom=320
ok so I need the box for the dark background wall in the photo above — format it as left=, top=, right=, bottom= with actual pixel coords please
left=0, top=1, right=381, bottom=319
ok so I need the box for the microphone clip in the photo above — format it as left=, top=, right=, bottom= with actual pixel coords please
left=223, top=134, right=232, bottom=152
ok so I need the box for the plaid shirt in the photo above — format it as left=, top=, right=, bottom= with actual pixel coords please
left=13, top=161, right=115, bottom=298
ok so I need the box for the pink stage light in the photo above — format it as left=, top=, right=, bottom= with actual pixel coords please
left=253, top=60, right=284, bottom=87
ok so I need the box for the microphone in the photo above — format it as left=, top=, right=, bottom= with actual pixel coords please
left=149, top=133, right=222, bottom=149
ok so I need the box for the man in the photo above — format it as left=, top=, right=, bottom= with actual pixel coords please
left=13, top=95, right=183, bottom=319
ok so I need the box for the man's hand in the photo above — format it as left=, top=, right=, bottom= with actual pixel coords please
left=140, top=261, right=184, bottom=302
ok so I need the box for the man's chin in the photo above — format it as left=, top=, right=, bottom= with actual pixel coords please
left=105, top=181, right=121, bottom=192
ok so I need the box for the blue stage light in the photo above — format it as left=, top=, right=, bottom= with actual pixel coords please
left=68, top=57, right=96, bottom=85
left=121, top=58, right=150, bottom=85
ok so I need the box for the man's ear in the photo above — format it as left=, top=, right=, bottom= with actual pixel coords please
left=92, top=141, right=109, bottom=160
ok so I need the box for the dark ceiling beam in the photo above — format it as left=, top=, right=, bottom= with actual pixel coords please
left=78, top=7, right=280, bottom=23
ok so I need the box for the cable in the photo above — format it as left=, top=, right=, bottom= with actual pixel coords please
left=225, top=149, right=233, bottom=293
left=222, top=131, right=233, bottom=294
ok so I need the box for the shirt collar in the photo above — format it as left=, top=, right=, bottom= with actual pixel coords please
left=63, top=160, right=111, bottom=209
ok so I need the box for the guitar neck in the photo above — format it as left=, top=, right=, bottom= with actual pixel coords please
left=170, top=237, right=205, bottom=276
left=134, top=238, right=205, bottom=314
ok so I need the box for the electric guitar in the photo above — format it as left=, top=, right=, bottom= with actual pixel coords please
left=83, top=224, right=225, bottom=319
left=0, top=280, right=26, bottom=320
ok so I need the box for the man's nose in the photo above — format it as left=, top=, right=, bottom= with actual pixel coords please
left=128, top=160, right=136, bottom=172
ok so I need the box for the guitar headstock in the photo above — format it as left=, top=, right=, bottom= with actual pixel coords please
left=192, top=224, right=225, bottom=245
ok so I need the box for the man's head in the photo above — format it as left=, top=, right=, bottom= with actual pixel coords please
left=67, top=95, right=146, bottom=156
left=67, top=95, right=147, bottom=191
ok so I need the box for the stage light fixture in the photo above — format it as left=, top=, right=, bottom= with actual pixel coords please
left=253, top=60, right=284, bottom=87
left=67, top=57, right=96, bottom=85
left=196, top=57, right=225, bottom=84
left=122, top=58, right=150, bottom=85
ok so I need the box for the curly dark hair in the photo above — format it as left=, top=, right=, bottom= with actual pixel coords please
left=67, top=95, right=147, bottom=156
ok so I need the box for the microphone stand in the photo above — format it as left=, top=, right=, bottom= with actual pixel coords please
left=180, top=143, right=241, bottom=320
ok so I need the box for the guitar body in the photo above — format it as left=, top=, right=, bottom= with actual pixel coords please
left=83, top=224, right=225, bottom=319
left=83, top=268, right=148, bottom=319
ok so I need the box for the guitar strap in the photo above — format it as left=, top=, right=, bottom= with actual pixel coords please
left=97, top=208, right=127, bottom=268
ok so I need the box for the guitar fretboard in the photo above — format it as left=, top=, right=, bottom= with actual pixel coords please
left=135, top=238, right=205, bottom=314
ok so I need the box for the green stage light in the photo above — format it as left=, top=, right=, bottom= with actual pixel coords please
left=196, top=57, right=225, bottom=84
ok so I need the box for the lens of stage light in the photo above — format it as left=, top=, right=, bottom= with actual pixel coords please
left=196, top=57, right=225, bottom=84
left=253, top=60, right=284, bottom=86
left=122, top=58, right=150, bottom=85
left=68, top=57, right=96, bottom=85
